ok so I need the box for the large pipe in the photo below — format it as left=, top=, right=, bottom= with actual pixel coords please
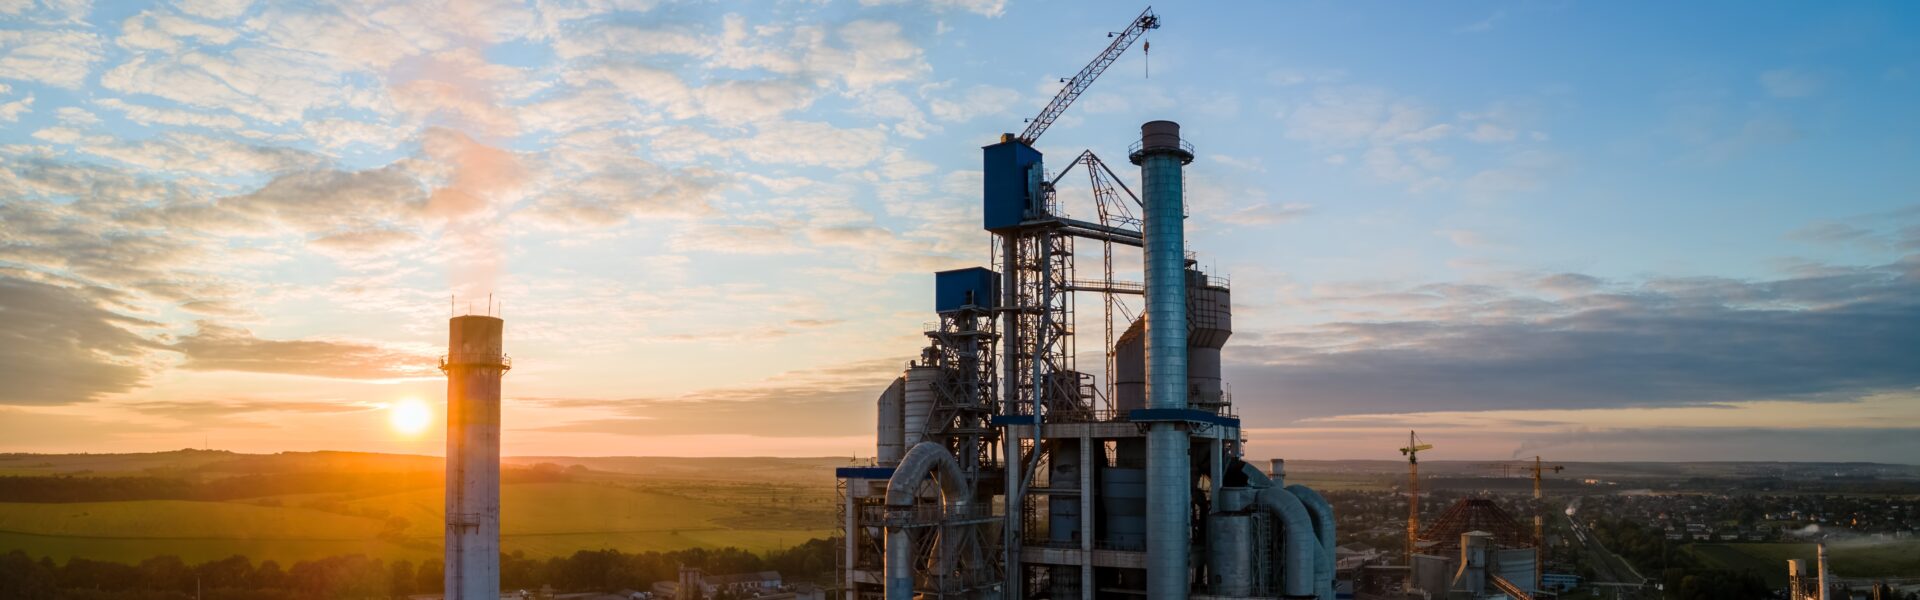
left=884, top=442, right=971, bottom=600
left=1241, top=463, right=1317, bottom=599
left=1135, top=119, right=1196, bottom=599
left=443, top=315, right=507, bottom=600
left=1287, top=484, right=1338, bottom=600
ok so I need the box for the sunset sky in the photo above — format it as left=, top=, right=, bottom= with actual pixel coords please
left=2, top=1, right=1917, bottom=462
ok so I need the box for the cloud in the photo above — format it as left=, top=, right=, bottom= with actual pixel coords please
left=170, top=321, right=436, bottom=379
left=0, top=93, right=31, bottom=122
left=858, top=0, right=1006, bottom=17
left=0, top=275, right=158, bottom=405
left=1760, top=68, right=1822, bottom=98
left=525, top=357, right=902, bottom=437
left=1226, top=202, right=1312, bottom=226
left=1228, top=259, right=1920, bottom=423
left=100, top=47, right=365, bottom=124
left=1454, top=10, right=1504, bottom=34
left=0, top=29, right=104, bottom=88
left=927, top=84, right=1019, bottom=122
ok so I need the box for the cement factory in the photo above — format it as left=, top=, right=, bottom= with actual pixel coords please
left=833, top=9, right=1341, bottom=599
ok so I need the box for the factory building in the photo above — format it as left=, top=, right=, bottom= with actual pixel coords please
left=1402, top=499, right=1539, bottom=600
left=834, top=118, right=1338, bottom=599
left=443, top=314, right=510, bottom=599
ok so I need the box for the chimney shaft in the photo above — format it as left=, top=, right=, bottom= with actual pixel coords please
left=444, top=315, right=507, bottom=599
left=1134, top=120, right=1197, bottom=599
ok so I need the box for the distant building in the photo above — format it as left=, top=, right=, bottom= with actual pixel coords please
left=652, top=568, right=784, bottom=599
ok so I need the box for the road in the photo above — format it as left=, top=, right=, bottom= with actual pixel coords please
left=1564, top=499, right=1655, bottom=599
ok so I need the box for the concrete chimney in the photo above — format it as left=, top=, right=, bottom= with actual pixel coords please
left=444, top=315, right=508, bottom=599
left=1817, top=542, right=1830, bottom=600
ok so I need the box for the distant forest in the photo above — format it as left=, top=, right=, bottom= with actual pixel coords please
left=0, top=540, right=837, bottom=600
left=0, top=466, right=573, bottom=503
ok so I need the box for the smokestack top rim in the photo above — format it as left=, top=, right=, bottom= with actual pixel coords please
left=1129, top=119, right=1194, bottom=164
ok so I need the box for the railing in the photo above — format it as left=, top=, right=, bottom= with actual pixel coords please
left=1127, top=138, right=1196, bottom=158
left=440, top=353, right=511, bottom=370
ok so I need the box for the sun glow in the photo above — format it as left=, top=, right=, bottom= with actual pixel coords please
left=389, top=398, right=432, bottom=436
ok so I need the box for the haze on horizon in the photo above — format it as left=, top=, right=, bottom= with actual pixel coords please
left=1, top=1, right=1917, bottom=463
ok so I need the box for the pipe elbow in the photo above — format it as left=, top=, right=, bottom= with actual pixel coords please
left=886, top=441, right=968, bottom=508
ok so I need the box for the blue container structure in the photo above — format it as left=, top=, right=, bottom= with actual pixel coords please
left=982, top=139, right=1044, bottom=231
left=935, top=267, right=999, bottom=313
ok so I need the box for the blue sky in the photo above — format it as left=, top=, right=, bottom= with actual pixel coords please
left=1, top=0, right=1916, bottom=461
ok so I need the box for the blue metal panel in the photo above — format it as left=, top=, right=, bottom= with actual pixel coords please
left=935, top=267, right=999, bottom=313
left=1126, top=408, right=1240, bottom=428
left=835, top=467, right=896, bottom=479
left=990, top=414, right=1038, bottom=426
left=982, top=140, right=1043, bottom=231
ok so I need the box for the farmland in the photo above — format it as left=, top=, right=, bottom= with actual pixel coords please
left=0, top=450, right=838, bottom=565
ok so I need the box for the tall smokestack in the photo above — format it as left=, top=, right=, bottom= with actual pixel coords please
left=1817, top=542, right=1830, bottom=600
left=1133, top=119, right=1195, bottom=599
left=444, top=315, right=508, bottom=599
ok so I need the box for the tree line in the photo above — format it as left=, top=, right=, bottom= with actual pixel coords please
left=0, top=468, right=572, bottom=503
left=0, top=539, right=837, bottom=600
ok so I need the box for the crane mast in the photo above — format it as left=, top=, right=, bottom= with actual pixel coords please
left=1529, top=455, right=1563, bottom=591
left=1399, top=431, right=1433, bottom=573
left=1017, top=7, right=1160, bottom=145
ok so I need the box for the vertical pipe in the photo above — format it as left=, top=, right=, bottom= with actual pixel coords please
left=999, top=235, right=1024, bottom=598
left=845, top=492, right=859, bottom=599
left=444, top=316, right=505, bottom=600
left=1133, top=120, right=1195, bottom=599
left=1080, top=434, right=1095, bottom=600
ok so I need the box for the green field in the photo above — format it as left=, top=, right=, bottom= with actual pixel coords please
left=1687, top=541, right=1920, bottom=586
left=0, top=451, right=838, bottom=565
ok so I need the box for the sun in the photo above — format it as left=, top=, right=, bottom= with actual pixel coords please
left=389, top=398, right=432, bottom=436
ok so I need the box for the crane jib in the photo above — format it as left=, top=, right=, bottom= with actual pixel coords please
left=1017, top=8, right=1161, bottom=145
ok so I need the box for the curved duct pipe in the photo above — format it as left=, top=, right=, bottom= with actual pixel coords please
left=1287, top=484, right=1337, bottom=600
left=1238, top=463, right=1316, bottom=599
left=884, top=442, right=971, bottom=600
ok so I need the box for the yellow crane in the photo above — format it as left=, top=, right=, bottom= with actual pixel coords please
left=1398, top=431, right=1433, bottom=569
left=1526, top=456, right=1563, bottom=589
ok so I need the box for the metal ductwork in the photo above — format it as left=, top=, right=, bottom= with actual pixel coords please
left=884, top=441, right=972, bottom=600
left=1287, top=484, right=1338, bottom=600
left=1240, top=462, right=1320, bottom=598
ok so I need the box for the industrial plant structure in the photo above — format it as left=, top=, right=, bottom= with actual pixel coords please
left=834, top=10, right=1337, bottom=599
left=443, top=314, right=510, bottom=599
left=1404, top=499, right=1538, bottom=598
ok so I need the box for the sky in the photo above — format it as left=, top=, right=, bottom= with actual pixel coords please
left=1, top=0, right=1917, bottom=463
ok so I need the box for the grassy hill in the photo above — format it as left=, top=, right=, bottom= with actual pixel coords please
left=1687, top=541, right=1920, bottom=586
left=0, top=450, right=837, bottom=565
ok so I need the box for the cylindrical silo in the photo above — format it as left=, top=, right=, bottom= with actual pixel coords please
left=1187, top=271, right=1232, bottom=412
left=443, top=315, right=508, bottom=600
left=1114, top=318, right=1146, bottom=413
left=903, top=365, right=940, bottom=448
left=876, top=377, right=906, bottom=466
left=1132, top=119, right=1197, bottom=599
left=1208, top=512, right=1254, bottom=595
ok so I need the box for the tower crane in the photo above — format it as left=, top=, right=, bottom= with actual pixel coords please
left=1016, top=7, right=1160, bottom=146
left=1527, top=456, right=1562, bottom=589
left=1399, top=431, right=1433, bottom=570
